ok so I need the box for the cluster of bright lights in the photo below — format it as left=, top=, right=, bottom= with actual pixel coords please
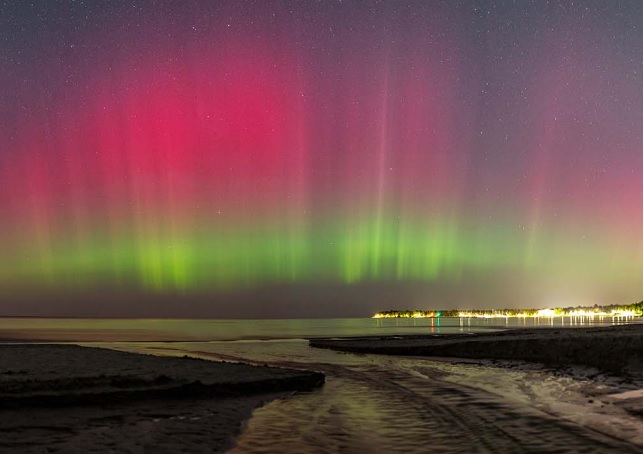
left=372, top=308, right=641, bottom=319
left=456, top=309, right=639, bottom=318
left=373, top=311, right=441, bottom=319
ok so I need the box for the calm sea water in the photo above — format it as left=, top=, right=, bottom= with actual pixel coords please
left=0, top=315, right=637, bottom=342
left=1, top=316, right=641, bottom=453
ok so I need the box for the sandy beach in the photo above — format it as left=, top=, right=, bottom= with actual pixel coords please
left=310, top=324, right=643, bottom=376
left=0, top=345, right=324, bottom=453
left=311, top=323, right=643, bottom=418
left=0, top=323, right=641, bottom=453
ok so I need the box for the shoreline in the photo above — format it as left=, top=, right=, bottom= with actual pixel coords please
left=1, top=324, right=641, bottom=452
left=0, top=344, right=324, bottom=452
left=310, top=324, right=643, bottom=424
left=309, top=324, right=643, bottom=378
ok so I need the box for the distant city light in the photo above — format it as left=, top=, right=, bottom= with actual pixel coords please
left=372, top=304, right=642, bottom=319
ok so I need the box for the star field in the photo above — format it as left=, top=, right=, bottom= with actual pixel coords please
left=0, top=0, right=640, bottom=316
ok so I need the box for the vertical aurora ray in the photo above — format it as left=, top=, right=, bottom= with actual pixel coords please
left=0, top=1, right=640, bottom=312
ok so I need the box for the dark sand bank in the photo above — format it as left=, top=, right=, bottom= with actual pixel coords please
left=310, top=324, right=643, bottom=423
left=310, top=324, right=643, bottom=378
left=0, top=345, right=324, bottom=453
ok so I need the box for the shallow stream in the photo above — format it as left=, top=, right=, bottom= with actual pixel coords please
left=109, top=339, right=642, bottom=453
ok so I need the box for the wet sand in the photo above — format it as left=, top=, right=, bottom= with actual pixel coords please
left=0, top=324, right=641, bottom=452
left=310, top=324, right=643, bottom=376
left=0, top=345, right=324, bottom=453
left=310, top=323, right=643, bottom=419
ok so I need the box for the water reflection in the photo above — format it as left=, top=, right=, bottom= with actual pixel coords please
left=109, top=340, right=641, bottom=454
left=0, top=316, right=639, bottom=343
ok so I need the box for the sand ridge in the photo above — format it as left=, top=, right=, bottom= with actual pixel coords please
left=0, top=344, right=325, bottom=453
left=309, top=324, right=643, bottom=377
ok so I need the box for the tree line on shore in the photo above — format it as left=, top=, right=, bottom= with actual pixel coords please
left=373, top=301, right=643, bottom=318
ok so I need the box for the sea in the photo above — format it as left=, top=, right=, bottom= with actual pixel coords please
left=0, top=314, right=637, bottom=342
left=1, top=316, right=641, bottom=453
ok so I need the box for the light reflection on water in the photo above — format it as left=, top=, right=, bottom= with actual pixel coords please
left=0, top=316, right=638, bottom=342
left=107, top=339, right=642, bottom=454
left=2, top=316, right=640, bottom=453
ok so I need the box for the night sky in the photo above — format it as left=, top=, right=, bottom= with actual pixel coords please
left=0, top=0, right=640, bottom=318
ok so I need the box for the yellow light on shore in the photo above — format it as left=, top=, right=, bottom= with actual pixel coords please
left=613, top=310, right=636, bottom=317
left=372, top=307, right=642, bottom=319
left=537, top=309, right=555, bottom=317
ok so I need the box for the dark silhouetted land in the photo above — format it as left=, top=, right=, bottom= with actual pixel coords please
left=0, top=345, right=323, bottom=452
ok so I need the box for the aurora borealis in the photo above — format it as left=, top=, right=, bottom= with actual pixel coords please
left=0, top=1, right=641, bottom=317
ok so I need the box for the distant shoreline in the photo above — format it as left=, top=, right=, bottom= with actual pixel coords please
left=372, top=302, right=643, bottom=319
